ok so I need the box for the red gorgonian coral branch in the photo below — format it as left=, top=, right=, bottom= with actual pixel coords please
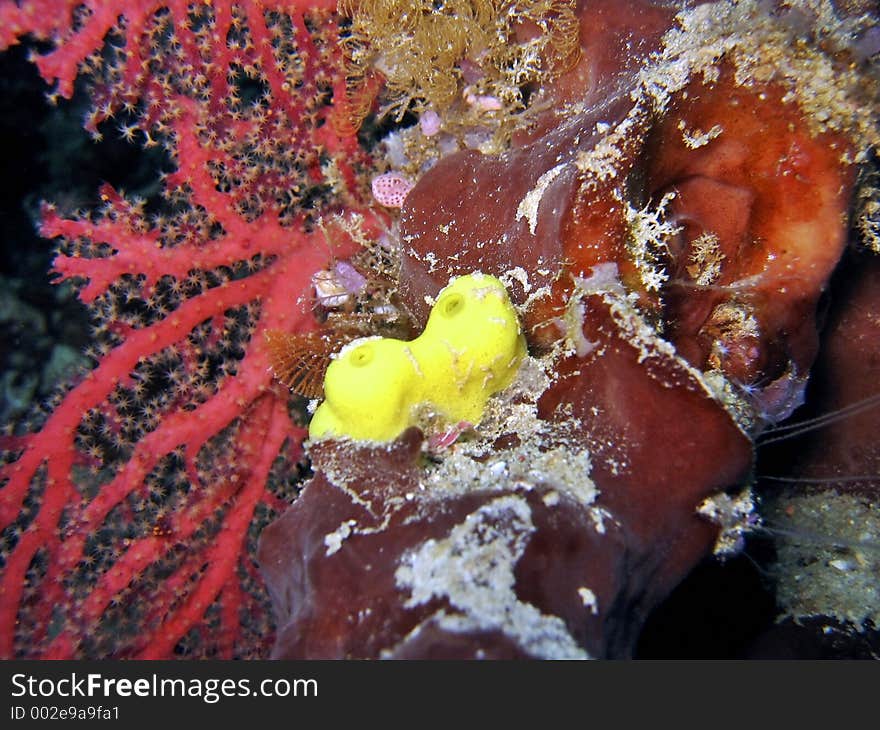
left=0, top=0, right=383, bottom=658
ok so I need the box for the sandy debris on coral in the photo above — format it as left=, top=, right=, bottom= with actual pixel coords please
left=678, top=120, right=724, bottom=149
left=764, top=490, right=880, bottom=628
left=394, top=494, right=591, bottom=659
left=515, top=162, right=569, bottom=235
left=698, top=486, right=758, bottom=556
left=621, top=191, right=681, bottom=293
left=687, top=232, right=725, bottom=286
left=645, top=0, right=880, bottom=150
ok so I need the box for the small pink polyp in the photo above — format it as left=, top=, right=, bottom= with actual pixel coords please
left=420, top=110, right=441, bottom=136
left=372, top=172, right=415, bottom=208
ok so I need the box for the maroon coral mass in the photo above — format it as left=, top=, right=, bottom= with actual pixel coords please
left=259, top=1, right=874, bottom=658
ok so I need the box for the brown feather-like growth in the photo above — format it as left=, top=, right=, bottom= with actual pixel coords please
left=264, top=329, right=350, bottom=399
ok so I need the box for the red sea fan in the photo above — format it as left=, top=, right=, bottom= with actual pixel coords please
left=0, top=0, right=382, bottom=658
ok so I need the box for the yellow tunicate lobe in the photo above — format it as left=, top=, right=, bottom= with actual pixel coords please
left=309, top=272, right=526, bottom=442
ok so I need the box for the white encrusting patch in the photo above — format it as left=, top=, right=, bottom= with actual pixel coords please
left=324, top=519, right=357, bottom=556
left=395, top=495, right=591, bottom=659
left=515, top=163, right=567, bottom=235
left=578, top=587, right=599, bottom=615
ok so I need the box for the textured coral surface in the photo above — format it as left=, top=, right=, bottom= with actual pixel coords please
left=1, top=0, right=879, bottom=660
left=259, top=0, right=880, bottom=657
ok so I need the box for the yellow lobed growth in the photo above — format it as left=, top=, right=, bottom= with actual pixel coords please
left=309, top=272, right=526, bottom=442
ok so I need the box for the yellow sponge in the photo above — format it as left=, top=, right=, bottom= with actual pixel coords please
left=309, top=272, right=525, bottom=442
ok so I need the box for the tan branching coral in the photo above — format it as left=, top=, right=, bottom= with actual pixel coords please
left=339, top=0, right=579, bottom=148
